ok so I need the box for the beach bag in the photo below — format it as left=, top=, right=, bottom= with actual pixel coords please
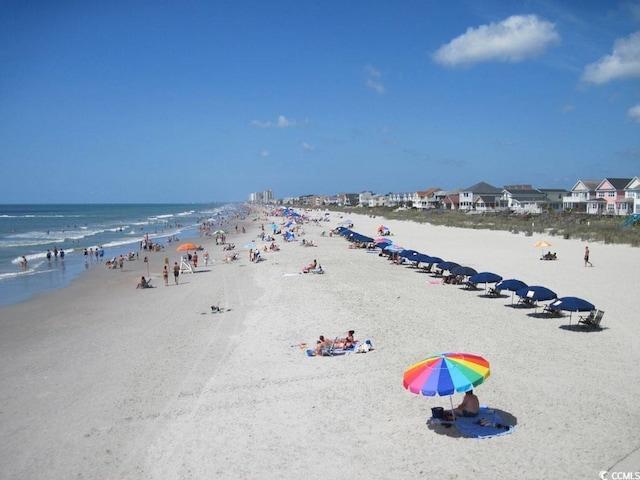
left=431, top=407, right=444, bottom=419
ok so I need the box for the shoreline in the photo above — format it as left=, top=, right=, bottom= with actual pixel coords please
left=1, top=210, right=639, bottom=479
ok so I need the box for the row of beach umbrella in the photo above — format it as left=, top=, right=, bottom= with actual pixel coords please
left=336, top=226, right=596, bottom=320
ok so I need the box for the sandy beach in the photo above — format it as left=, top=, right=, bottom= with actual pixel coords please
left=1, top=210, right=639, bottom=479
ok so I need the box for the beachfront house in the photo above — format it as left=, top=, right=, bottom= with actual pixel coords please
left=413, top=187, right=444, bottom=209
left=562, top=180, right=600, bottom=212
left=336, top=193, right=360, bottom=207
left=442, top=191, right=460, bottom=210
left=459, top=182, right=502, bottom=211
left=499, top=185, right=548, bottom=213
left=358, top=191, right=375, bottom=207
left=386, top=191, right=415, bottom=207
left=538, top=188, right=568, bottom=212
left=624, top=177, right=640, bottom=214
left=368, top=194, right=387, bottom=207
left=594, top=178, right=633, bottom=215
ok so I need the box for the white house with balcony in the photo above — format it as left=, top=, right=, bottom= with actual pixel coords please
left=625, top=177, right=640, bottom=214
left=413, top=187, right=444, bottom=209
left=358, top=191, right=375, bottom=207
left=386, top=191, right=415, bottom=207
left=368, top=194, right=387, bottom=207
left=459, top=182, right=502, bottom=211
left=500, top=186, right=548, bottom=213
left=562, top=180, right=600, bottom=212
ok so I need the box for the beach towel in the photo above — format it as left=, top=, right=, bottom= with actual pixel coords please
left=306, top=340, right=373, bottom=357
left=429, top=406, right=514, bottom=439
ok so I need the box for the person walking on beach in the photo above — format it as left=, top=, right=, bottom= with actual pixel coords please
left=584, top=246, right=593, bottom=267
left=162, top=265, right=169, bottom=286
left=173, top=261, right=180, bottom=284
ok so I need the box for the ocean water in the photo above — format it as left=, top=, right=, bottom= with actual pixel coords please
left=0, top=203, right=239, bottom=306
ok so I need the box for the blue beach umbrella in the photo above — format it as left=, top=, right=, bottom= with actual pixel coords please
left=495, top=279, right=528, bottom=292
left=436, top=261, right=460, bottom=272
left=414, top=253, right=434, bottom=264
left=423, top=255, right=443, bottom=264
left=549, top=296, right=595, bottom=322
left=495, top=279, right=528, bottom=304
left=516, top=285, right=557, bottom=302
left=451, top=266, right=478, bottom=278
left=469, top=272, right=503, bottom=293
left=469, top=272, right=503, bottom=285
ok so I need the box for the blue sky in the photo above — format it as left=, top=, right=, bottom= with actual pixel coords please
left=1, top=0, right=639, bottom=203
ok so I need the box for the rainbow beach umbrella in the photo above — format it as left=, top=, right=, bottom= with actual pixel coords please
left=403, top=353, right=490, bottom=414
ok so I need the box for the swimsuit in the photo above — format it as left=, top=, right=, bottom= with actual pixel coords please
left=462, top=410, right=479, bottom=417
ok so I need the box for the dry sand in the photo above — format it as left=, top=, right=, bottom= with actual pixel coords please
left=1, top=210, right=639, bottom=479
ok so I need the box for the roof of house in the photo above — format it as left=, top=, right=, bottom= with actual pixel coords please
left=598, top=178, right=633, bottom=190
left=538, top=188, right=569, bottom=193
left=463, top=181, right=502, bottom=194
left=572, top=180, right=601, bottom=191
left=503, top=188, right=542, bottom=196
left=416, top=187, right=442, bottom=196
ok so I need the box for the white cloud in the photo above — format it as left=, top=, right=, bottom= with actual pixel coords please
left=259, top=150, right=270, bottom=157
left=559, top=104, right=575, bottom=114
left=581, top=32, right=640, bottom=84
left=628, top=104, right=640, bottom=123
left=366, top=78, right=385, bottom=94
left=365, top=64, right=385, bottom=94
left=301, top=142, right=315, bottom=151
left=251, top=115, right=298, bottom=128
left=433, top=14, right=560, bottom=67
left=365, top=64, right=381, bottom=78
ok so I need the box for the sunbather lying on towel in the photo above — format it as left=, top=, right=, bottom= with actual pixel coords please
left=453, top=390, right=480, bottom=417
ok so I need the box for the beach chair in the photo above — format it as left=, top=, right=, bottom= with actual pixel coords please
left=488, top=287, right=502, bottom=297
left=578, top=309, right=604, bottom=328
left=542, top=304, right=562, bottom=317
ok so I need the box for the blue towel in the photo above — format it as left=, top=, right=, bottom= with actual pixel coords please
left=453, top=407, right=515, bottom=439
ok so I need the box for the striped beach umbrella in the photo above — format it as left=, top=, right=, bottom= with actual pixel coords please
left=403, top=352, right=490, bottom=397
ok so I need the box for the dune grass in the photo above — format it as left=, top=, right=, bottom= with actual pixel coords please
left=318, top=206, right=640, bottom=247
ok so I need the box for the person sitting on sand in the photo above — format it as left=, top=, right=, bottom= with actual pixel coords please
left=453, top=390, right=480, bottom=417
left=334, top=330, right=355, bottom=349
left=136, top=276, right=151, bottom=289
left=311, top=335, right=333, bottom=356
